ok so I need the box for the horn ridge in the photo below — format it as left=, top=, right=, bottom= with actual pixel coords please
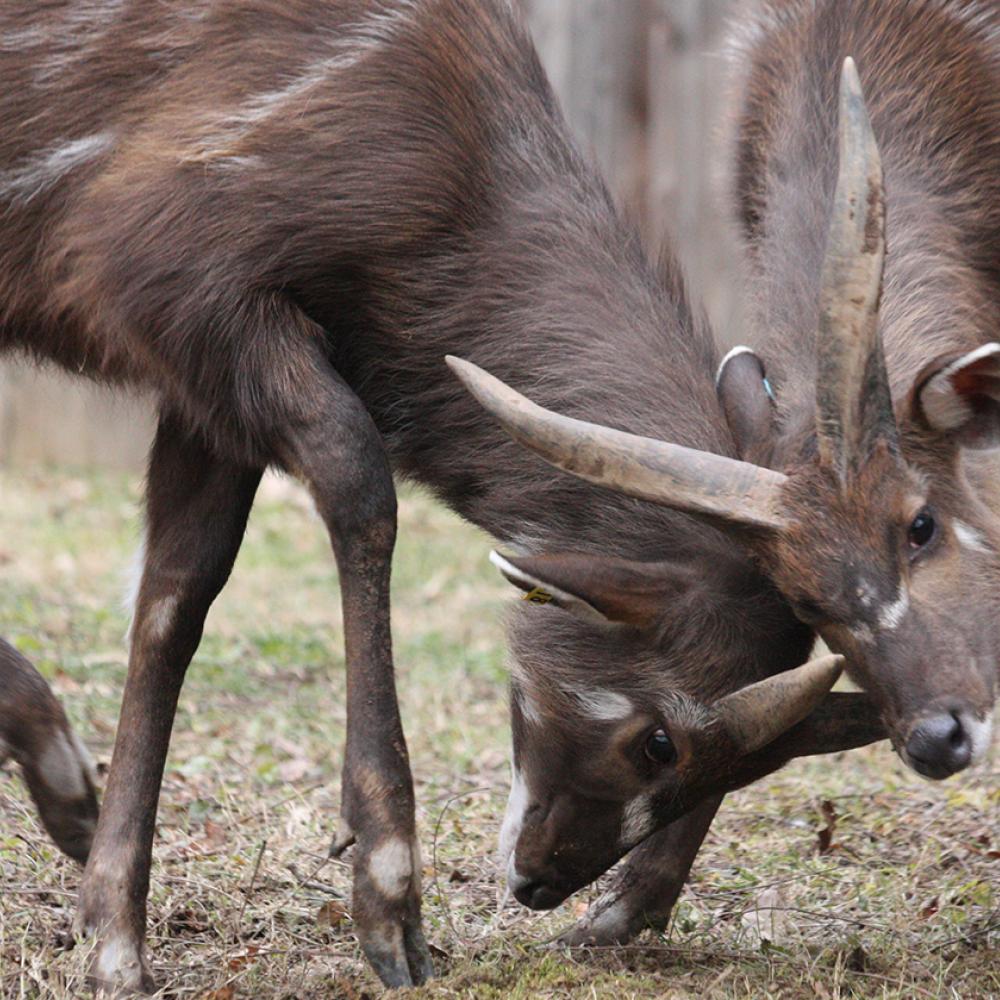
left=446, top=355, right=789, bottom=532
left=815, top=57, right=898, bottom=482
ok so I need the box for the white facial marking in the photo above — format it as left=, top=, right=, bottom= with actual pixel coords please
left=38, top=732, right=89, bottom=800
left=0, top=133, right=114, bottom=206
left=620, top=794, right=653, bottom=847
left=715, top=345, right=757, bottom=387
left=967, top=714, right=994, bottom=765
left=954, top=521, right=991, bottom=554
left=368, top=836, right=415, bottom=900
left=498, top=766, right=529, bottom=864
left=877, top=590, right=910, bottom=632
left=575, top=688, right=634, bottom=722
left=850, top=623, right=875, bottom=645
left=139, top=595, right=179, bottom=645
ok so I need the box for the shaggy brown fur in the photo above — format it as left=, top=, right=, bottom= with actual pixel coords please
left=0, top=0, right=888, bottom=987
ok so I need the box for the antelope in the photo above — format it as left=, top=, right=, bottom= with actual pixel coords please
left=454, top=0, right=1000, bottom=947
left=0, top=0, right=885, bottom=989
left=0, top=638, right=99, bottom=861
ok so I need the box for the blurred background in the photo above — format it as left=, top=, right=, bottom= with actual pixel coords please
left=0, top=0, right=739, bottom=470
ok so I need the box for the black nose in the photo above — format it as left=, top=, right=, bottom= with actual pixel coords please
left=905, top=712, right=973, bottom=779
left=512, top=878, right=567, bottom=911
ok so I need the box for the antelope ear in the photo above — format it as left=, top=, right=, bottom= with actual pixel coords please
left=912, top=343, right=1000, bottom=448
left=489, top=550, right=694, bottom=627
left=716, top=346, right=777, bottom=464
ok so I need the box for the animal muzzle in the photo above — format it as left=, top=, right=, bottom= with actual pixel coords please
left=507, top=864, right=572, bottom=910
left=901, top=707, right=992, bottom=779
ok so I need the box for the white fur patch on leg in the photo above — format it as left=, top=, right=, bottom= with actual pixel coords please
left=122, top=533, right=146, bottom=644
left=368, top=837, right=415, bottom=900
left=141, top=595, right=179, bottom=644
left=93, top=931, right=144, bottom=987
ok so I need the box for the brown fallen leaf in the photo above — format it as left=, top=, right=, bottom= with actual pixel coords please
left=227, top=944, right=259, bottom=972
left=317, top=899, right=349, bottom=929
left=201, top=988, right=235, bottom=1000
left=195, top=819, right=228, bottom=854
left=816, top=799, right=838, bottom=854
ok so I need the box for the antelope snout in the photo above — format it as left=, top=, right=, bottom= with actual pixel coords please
left=507, top=865, right=567, bottom=910
left=904, top=709, right=978, bottom=779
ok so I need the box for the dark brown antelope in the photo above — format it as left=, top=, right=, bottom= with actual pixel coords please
left=0, top=638, right=99, bottom=861
left=453, top=4, right=999, bottom=946
left=0, top=0, right=886, bottom=989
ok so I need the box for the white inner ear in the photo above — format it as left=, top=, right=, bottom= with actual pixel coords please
left=715, top=345, right=758, bottom=388
left=922, top=342, right=1000, bottom=431
left=488, top=551, right=610, bottom=623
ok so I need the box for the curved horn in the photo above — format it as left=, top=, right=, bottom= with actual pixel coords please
left=715, top=654, right=844, bottom=755
left=815, top=58, right=897, bottom=482
left=447, top=356, right=788, bottom=531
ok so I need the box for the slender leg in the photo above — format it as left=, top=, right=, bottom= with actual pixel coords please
left=558, top=795, right=723, bottom=947
left=74, top=414, right=261, bottom=993
left=279, top=365, right=432, bottom=988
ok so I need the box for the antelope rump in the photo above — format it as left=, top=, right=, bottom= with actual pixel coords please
left=455, top=0, right=999, bottom=944
left=0, top=0, right=891, bottom=988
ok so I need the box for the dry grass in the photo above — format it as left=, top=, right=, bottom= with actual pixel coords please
left=0, top=466, right=997, bottom=999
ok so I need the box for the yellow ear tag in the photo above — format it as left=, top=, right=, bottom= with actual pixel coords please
left=523, top=587, right=554, bottom=606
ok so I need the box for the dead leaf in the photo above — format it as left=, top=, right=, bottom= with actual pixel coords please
left=201, top=989, right=235, bottom=1000
left=448, top=868, right=470, bottom=884
left=817, top=799, right=838, bottom=854
left=920, top=896, right=939, bottom=919
left=317, top=900, right=349, bottom=930
left=196, top=819, right=228, bottom=853
left=227, top=945, right=259, bottom=972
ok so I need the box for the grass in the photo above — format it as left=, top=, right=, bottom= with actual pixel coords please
left=0, top=466, right=997, bottom=999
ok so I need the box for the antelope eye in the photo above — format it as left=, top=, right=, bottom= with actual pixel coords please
left=907, top=508, right=937, bottom=551
left=644, top=728, right=677, bottom=765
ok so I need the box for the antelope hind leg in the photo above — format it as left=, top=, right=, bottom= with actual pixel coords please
left=74, top=415, right=261, bottom=995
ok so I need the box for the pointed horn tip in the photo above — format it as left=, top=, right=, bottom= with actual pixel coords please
left=445, top=354, right=472, bottom=378
left=841, top=56, right=860, bottom=90
left=445, top=354, right=500, bottom=403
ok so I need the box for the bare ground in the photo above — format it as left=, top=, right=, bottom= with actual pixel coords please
left=0, top=467, right=996, bottom=999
